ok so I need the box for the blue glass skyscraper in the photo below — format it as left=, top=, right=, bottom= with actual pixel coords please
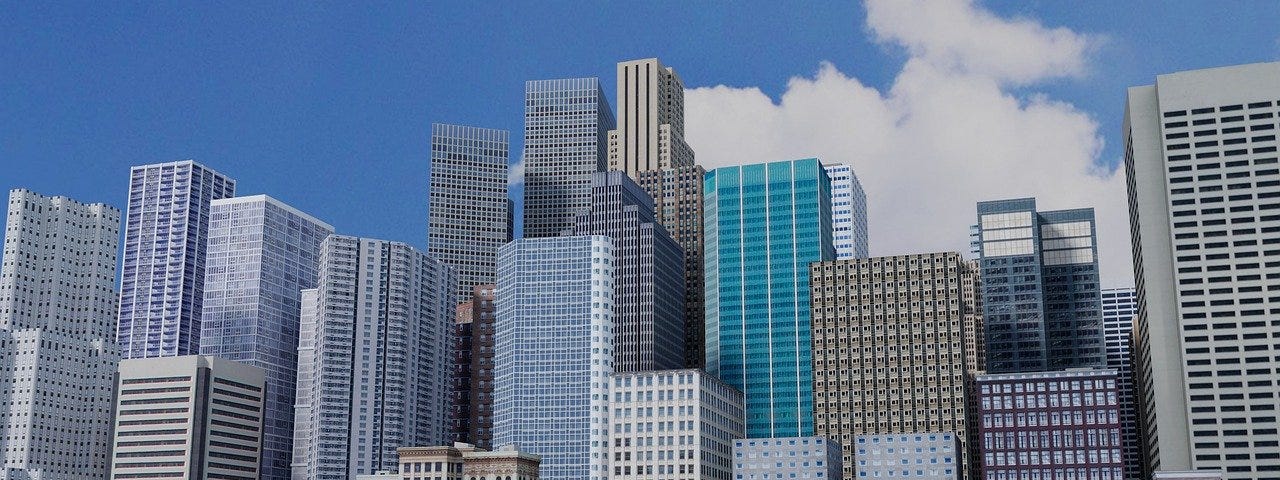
left=704, top=158, right=834, bottom=438
left=199, top=195, right=332, bottom=480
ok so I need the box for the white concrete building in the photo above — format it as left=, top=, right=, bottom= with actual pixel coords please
left=822, top=163, right=869, bottom=259
left=609, top=369, right=744, bottom=480
left=853, top=433, right=960, bottom=480
left=733, top=437, right=842, bottom=480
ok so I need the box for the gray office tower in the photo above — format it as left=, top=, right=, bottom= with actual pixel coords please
left=199, top=195, right=333, bottom=480
left=1102, top=287, right=1141, bottom=480
left=565, top=171, right=685, bottom=372
left=427, top=123, right=511, bottom=299
left=118, top=160, right=236, bottom=358
left=974, top=198, right=1104, bottom=373
left=1125, top=61, right=1280, bottom=479
left=522, top=77, right=616, bottom=238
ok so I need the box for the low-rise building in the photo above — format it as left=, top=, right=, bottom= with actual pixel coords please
left=395, top=443, right=540, bottom=480
left=610, top=369, right=744, bottom=479
left=733, top=436, right=842, bottom=480
left=853, top=433, right=960, bottom=479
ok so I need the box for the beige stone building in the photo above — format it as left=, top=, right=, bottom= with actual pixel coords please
left=394, top=443, right=540, bottom=480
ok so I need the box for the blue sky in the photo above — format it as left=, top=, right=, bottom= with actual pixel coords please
left=2, top=1, right=1278, bottom=282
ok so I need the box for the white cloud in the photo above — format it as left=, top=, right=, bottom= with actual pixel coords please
left=508, top=153, right=525, bottom=187
left=685, top=0, right=1134, bottom=287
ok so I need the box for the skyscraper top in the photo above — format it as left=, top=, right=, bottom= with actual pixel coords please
left=211, top=194, right=334, bottom=231
left=608, top=57, right=694, bottom=175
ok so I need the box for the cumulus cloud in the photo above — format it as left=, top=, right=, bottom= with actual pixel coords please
left=685, top=0, right=1133, bottom=286
left=508, top=153, right=525, bottom=187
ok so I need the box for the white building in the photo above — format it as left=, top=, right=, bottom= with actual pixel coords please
left=823, top=163, right=869, bottom=259
left=609, top=369, right=744, bottom=480
left=733, top=437, right=843, bottom=480
left=110, top=355, right=267, bottom=480
left=291, top=288, right=319, bottom=480
left=854, top=433, right=960, bottom=480
left=1124, top=61, right=1280, bottom=479
left=0, top=189, right=120, bottom=480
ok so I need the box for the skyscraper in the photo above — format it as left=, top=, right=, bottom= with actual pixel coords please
left=522, top=77, right=615, bottom=238
left=974, top=197, right=1104, bottom=373
left=635, top=166, right=707, bottom=367
left=1102, top=287, right=1141, bottom=480
left=427, top=123, right=511, bottom=299
left=704, top=158, right=834, bottom=438
left=566, top=171, right=685, bottom=372
left=1124, top=61, right=1280, bottom=479
left=493, top=235, right=615, bottom=480
left=291, top=288, right=318, bottom=480
left=292, top=235, right=455, bottom=479
left=199, top=195, right=332, bottom=480
left=118, top=160, right=236, bottom=358
left=450, top=284, right=497, bottom=449
left=0, top=189, right=120, bottom=480
left=822, top=163, right=869, bottom=259
left=809, top=253, right=979, bottom=480
left=609, top=369, right=744, bottom=480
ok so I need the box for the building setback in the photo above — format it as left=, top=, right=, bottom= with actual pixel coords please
left=118, top=160, right=235, bottom=358
left=635, top=165, right=707, bottom=368
left=609, top=369, right=744, bottom=480
left=522, top=77, right=616, bottom=239
left=493, top=235, right=615, bottom=480
left=1101, top=287, right=1141, bottom=480
left=291, top=235, right=455, bottom=479
left=974, top=197, right=1104, bottom=373
left=0, top=189, right=120, bottom=480
left=199, top=195, right=332, bottom=480
left=704, top=158, right=834, bottom=438
left=732, top=437, right=842, bottom=480
left=566, top=171, right=685, bottom=372
left=427, top=123, right=511, bottom=299
left=853, top=433, right=961, bottom=480
left=1124, top=61, right=1280, bottom=479
left=450, top=284, right=497, bottom=449
left=109, top=355, right=267, bottom=480
left=822, top=163, right=869, bottom=260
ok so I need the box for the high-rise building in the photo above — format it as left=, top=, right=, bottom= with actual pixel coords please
left=118, top=160, right=236, bottom=358
left=0, top=189, right=120, bottom=480
left=566, top=171, right=685, bottom=372
left=973, top=369, right=1123, bottom=480
left=853, top=433, right=961, bottom=480
left=809, top=253, right=979, bottom=480
left=493, top=235, right=615, bottom=480
left=109, top=355, right=267, bottom=480
left=427, top=123, right=511, bottom=299
left=962, top=259, right=985, bottom=374
left=822, top=163, right=869, bottom=259
left=396, top=443, right=542, bottom=480
left=291, top=288, right=318, bottom=480
left=199, top=195, right=332, bottom=480
left=522, top=77, right=616, bottom=238
left=1101, top=287, right=1141, bottom=480
left=636, top=165, right=707, bottom=368
left=609, top=369, right=745, bottom=480
left=292, top=235, right=456, bottom=480
left=974, top=197, right=1104, bottom=373
left=450, top=284, right=497, bottom=449
left=704, top=158, right=834, bottom=438
left=1124, top=61, right=1280, bottom=479
left=732, top=437, right=843, bottom=480
left=607, top=57, right=694, bottom=175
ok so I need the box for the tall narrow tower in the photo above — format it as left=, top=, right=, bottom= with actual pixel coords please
left=427, top=123, right=511, bottom=298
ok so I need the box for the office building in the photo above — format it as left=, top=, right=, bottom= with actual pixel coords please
left=110, top=355, right=267, bottom=480
left=396, top=443, right=541, bottom=480
left=853, top=433, right=960, bottom=480
left=522, top=77, right=616, bottom=238
left=1154, top=473, right=1226, bottom=480
left=1101, top=287, right=1141, bottom=480
left=609, top=369, right=744, bottom=480
left=973, top=369, right=1123, bottom=480
left=809, top=253, right=978, bottom=480
left=566, top=171, right=685, bottom=372
left=823, top=163, right=869, bottom=259
left=493, top=235, right=615, bottom=480
left=704, top=158, right=834, bottom=438
left=636, top=165, right=707, bottom=367
left=0, top=189, right=119, bottom=480
left=118, top=160, right=236, bottom=358
left=961, top=259, right=985, bottom=373
left=427, top=123, right=511, bottom=299
left=1124, top=61, right=1280, bottom=479
left=290, top=288, right=318, bottom=480
left=199, top=195, right=332, bottom=480
left=292, top=235, right=456, bottom=479
left=450, top=284, right=497, bottom=449
left=732, top=437, right=842, bottom=480
left=974, top=197, right=1104, bottom=373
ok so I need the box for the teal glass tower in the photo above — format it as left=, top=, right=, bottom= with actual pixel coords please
left=704, top=158, right=834, bottom=438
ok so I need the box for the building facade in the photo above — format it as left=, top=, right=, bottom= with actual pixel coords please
left=635, top=165, right=707, bottom=368
left=822, top=163, right=869, bottom=259
left=1124, top=61, right=1280, bottom=479
left=396, top=443, right=541, bottom=480
left=522, top=77, right=616, bottom=238
left=450, top=284, right=497, bottom=449
left=198, top=195, right=332, bottom=480
left=0, top=189, right=120, bottom=480
left=974, top=198, right=1104, bottom=373
left=607, top=57, right=694, bottom=175
left=110, top=355, right=267, bottom=480
left=493, top=235, right=615, bottom=480
left=809, top=253, right=978, bottom=480
left=1101, top=287, right=1141, bottom=480
left=609, top=369, right=744, bottom=480
left=732, top=437, right=842, bottom=480
left=567, top=171, right=685, bottom=372
left=292, top=235, right=456, bottom=479
left=290, top=289, right=318, bottom=480
left=853, top=433, right=961, bottom=480
left=705, top=158, right=834, bottom=438
left=974, top=369, right=1123, bottom=480
left=427, top=123, right=511, bottom=299
left=118, top=160, right=236, bottom=358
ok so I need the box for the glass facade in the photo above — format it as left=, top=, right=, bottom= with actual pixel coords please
left=704, top=158, right=834, bottom=438
left=427, top=123, right=511, bottom=299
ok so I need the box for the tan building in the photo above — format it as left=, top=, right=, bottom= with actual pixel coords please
left=395, top=443, right=540, bottom=480
left=809, top=253, right=980, bottom=480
